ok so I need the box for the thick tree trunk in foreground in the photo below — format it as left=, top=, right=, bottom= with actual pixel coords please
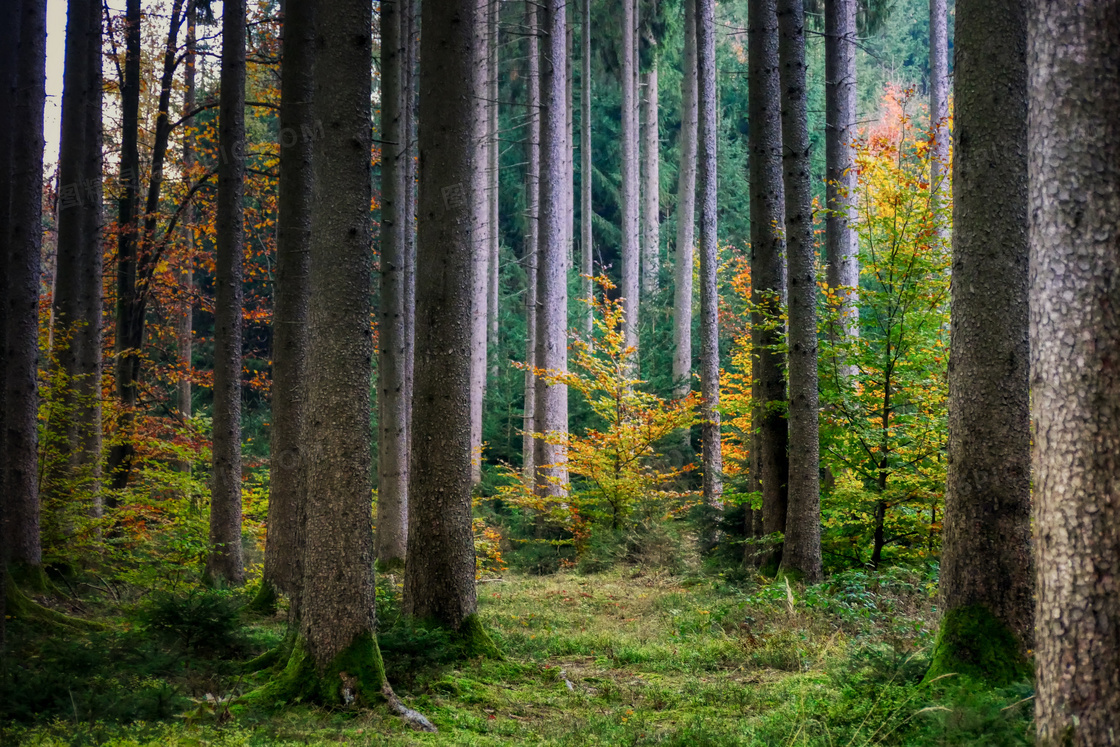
left=1030, top=2, right=1120, bottom=740
left=777, top=0, right=822, bottom=583
left=405, top=0, right=484, bottom=631
left=377, top=0, right=408, bottom=566
left=263, top=0, right=315, bottom=597
left=929, top=0, right=949, bottom=240
left=932, top=0, right=1032, bottom=687
left=208, top=0, right=247, bottom=585
left=672, top=0, right=697, bottom=402
left=522, top=0, right=540, bottom=483
left=749, top=0, right=788, bottom=565
left=824, top=0, right=858, bottom=341
left=619, top=0, right=640, bottom=354
left=696, top=0, right=720, bottom=508
left=580, top=0, right=593, bottom=342
left=49, top=0, right=103, bottom=509
left=533, top=0, right=570, bottom=499
left=4, top=0, right=46, bottom=568
left=640, top=64, right=660, bottom=299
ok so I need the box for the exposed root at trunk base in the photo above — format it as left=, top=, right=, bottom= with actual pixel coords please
left=381, top=681, right=437, bottom=732
left=5, top=571, right=104, bottom=631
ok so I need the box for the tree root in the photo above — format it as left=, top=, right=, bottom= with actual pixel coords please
left=381, top=681, right=437, bottom=732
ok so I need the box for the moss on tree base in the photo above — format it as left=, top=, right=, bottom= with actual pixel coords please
left=245, top=631, right=386, bottom=708
left=4, top=571, right=104, bottom=631
left=925, top=604, right=1031, bottom=686
left=457, top=614, right=502, bottom=660
left=246, top=578, right=279, bottom=616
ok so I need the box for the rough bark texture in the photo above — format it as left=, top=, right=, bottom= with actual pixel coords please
left=566, top=13, right=575, bottom=275
left=777, top=0, right=822, bottom=583
left=402, top=0, right=418, bottom=496
left=208, top=0, right=247, bottom=585
left=48, top=0, right=103, bottom=508
left=265, top=0, right=315, bottom=594
left=404, top=0, right=483, bottom=629
left=824, top=0, right=858, bottom=339
left=640, top=64, right=660, bottom=299
left=619, top=0, right=640, bottom=354
left=533, top=0, right=570, bottom=498
left=929, top=0, right=949, bottom=241
left=696, top=0, right=721, bottom=508
left=469, top=0, right=491, bottom=484
left=580, top=0, right=593, bottom=342
left=1029, top=1, right=1120, bottom=741
left=107, top=0, right=142, bottom=490
left=178, top=12, right=196, bottom=429
left=672, top=0, right=697, bottom=402
left=749, top=0, right=789, bottom=564
left=4, top=0, right=45, bottom=567
left=377, top=0, right=408, bottom=566
left=487, top=0, right=500, bottom=379
left=522, top=0, right=540, bottom=483
left=933, top=0, right=1032, bottom=688
left=295, top=0, right=380, bottom=689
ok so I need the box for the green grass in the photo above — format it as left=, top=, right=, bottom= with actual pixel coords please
left=1, top=565, right=1034, bottom=746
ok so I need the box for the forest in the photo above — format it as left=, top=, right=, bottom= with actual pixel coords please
left=1, top=0, right=1118, bottom=744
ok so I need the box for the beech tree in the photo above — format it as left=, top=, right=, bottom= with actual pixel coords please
left=1030, top=1, right=1120, bottom=740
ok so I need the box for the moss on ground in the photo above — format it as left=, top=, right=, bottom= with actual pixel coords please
left=245, top=631, right=386, bottom=709
left=925, top=604, right=1031, bottom=686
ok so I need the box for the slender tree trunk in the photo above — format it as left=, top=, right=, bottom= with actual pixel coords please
left=469, top=0, right=491, bottom=484
left=533, top=0, right=570, bottom=499
left=49, top=0, right=103, bottom=510
left=749, top=0, right=789, bottom=566
left=933, top=0, right=1032, bottom=687
left=405, top=0, right=485, bottom=630
left=179, top=11, right=196, bottom=431
left=641, top=65, right=660, bottom=298
left=0, top=0, right=17, bottom=646
left=107, top=0, right=142, bottom=491
left=1030, top=2, right=1120, bottom=740
left=620, top=0, right=640, bottom=354
left=522, top=0, right=540, bottom=483
left=929, top=0, right=949, bottom=240
left=402, top=0, right=418, bottom=501
left=566, top=13, right=575, bottom=274
left=4, top=0, right=46, bottom=569
left=673, top=0, right=697, bottom=402
left=695, top=0, right=720, bottom=508
left=264, top=0, right=315, bottom=596
left=579, top=0, right=593, bottom=342
left=207, top=0, right=246, bottom=585
left=777, top=0, right=822, bottom=583
left=825, top=0, right=858, bottom=341
left=487, top=0, right=500, bottom=378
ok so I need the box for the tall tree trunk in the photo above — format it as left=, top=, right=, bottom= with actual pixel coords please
left=579, top=0, right=593, bottom=342
left=825, top=0, right=858, bottom=342
left=565, top=13, right=575, bottom=274
left=179, top=10, right=196, bottom=432
left=264, top=0, right=315, bottom=597
left=1030, top=1, right=1120, bottom=739
left=673, top=0, right=697, bottom=402
left=533, top=0, right=570, bottom=499
left=522, top=0, right=540, bottom=483
left=933, top=0, right=1031, bottom=687
left=777, top=0, right=822, bottom=583
left=619, top=0, right=640, bottom=354
left=48, top=0, right=103, bottom=510
left=487, top=0, right=500, bottom=378
left=640, top=65, right=660, bottom=298
left=377, top=0, right=408, bottom=566
left=928, top=0, right=949, bottom=240
left=207, top=0, right=246, bottom=585
left=107, top=0, right=142, bottom=490
left=4, top=0, right=46, bottom=569
left=405, top=0, right=485, bottom=630
left=469, top=0, right=490, bottom=485
left=402, top=0, right=418, bottom=504
left=749, top=0, right=789, bottom=566
left=696, top=0, right=720, bottom=509
left=281, top=0, right=384, bottom=699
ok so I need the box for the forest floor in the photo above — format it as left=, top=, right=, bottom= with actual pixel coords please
left=3, top=564, right=1034, bottom=746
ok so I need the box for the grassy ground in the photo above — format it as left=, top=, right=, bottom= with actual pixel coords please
left=2, top=564, right=1034, bottom=746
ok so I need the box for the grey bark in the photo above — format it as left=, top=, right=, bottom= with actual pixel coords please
left=470, top=0, right=490, bottom=484
left=487, top=0, right=500, bottom=378
left=620, top=0, right=640, bottom=354
left=377, top=0, right=408, bottom=565
left=207, top=0, right=246, bottom=585
left=404, top=0, right=484, bottom=628
left=300, top=0, right=378, bottom=665
left=566, top=13, right=575, bottom=273
left=749, top=0, right=789, bottom=561
left=824, top=0, right=858, bottom=340
left=522, top=0, right=540, bottom=483
left=1029, top=1, right=1120, bottom=740
left=696, top=0, right=720, bottom=507
left=402, top=0, right=418, bottom=501
left=673, top=0, right=697, bottom=402
left=580, top=0, right=593, bottom=342
left=0, top=0, right=17, bottom=647
left=938, top=0, right=1032, bottom=676
left=4, top=0, right=46, bottom=567
left=178, top=12, right=196, bottom=428
left=266, top=0, right=315, bottom=593
left=777, top=0, right=822, bottom=583
left=641, top=65, right=660, bottom=298
left=49, top=0, right=103, bottom=507
left=533, top=0, right=570, bottom=499
left=929, top=0, right=949, bottom=240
